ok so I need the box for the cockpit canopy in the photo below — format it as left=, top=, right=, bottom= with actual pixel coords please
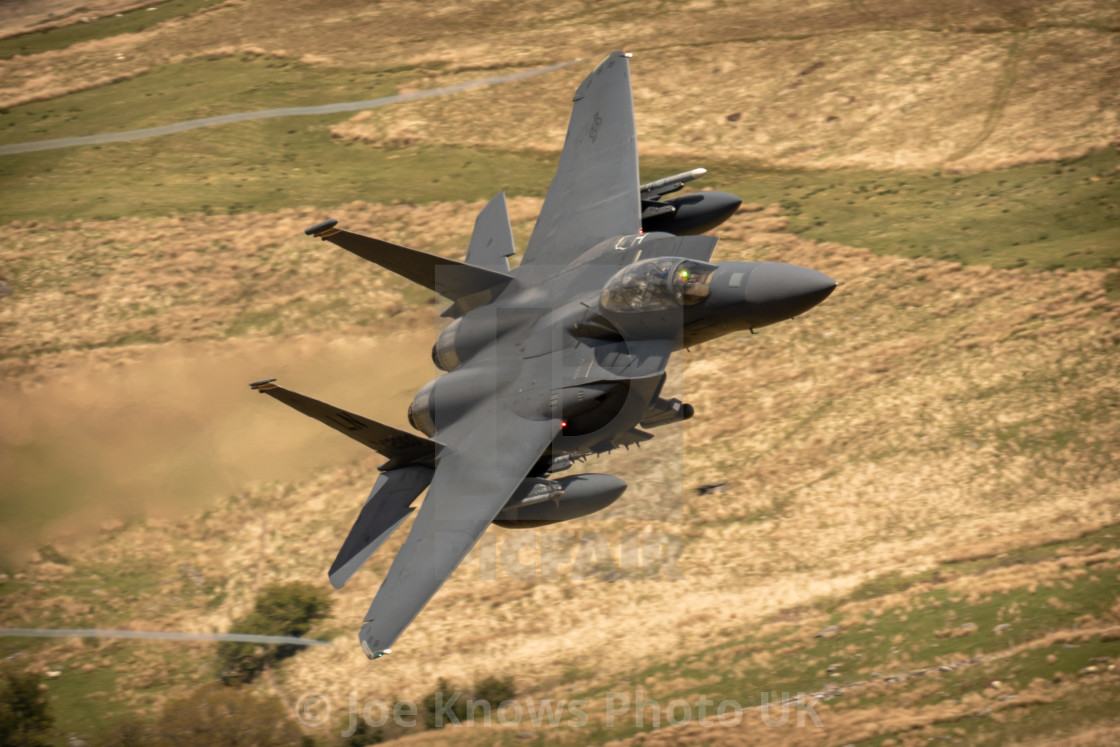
left=600, top=258, right=717, bottom=313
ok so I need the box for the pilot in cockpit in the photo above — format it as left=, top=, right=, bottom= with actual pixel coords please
left=601, top=258, right=716, bottom=313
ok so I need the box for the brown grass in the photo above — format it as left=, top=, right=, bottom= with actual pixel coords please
left=2, top=1, right=1118, bottom=170
left=3, top=201, right=1117, bottom=732
left=0, top=0, right=161, bottom=39
left=330, top=29, right=1120, bottom=172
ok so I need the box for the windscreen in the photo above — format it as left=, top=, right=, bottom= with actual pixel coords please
left=601, top=258, right=716, bottom=312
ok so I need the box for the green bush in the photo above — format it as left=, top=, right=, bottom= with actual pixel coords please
left=0, top=664, right=53, bottom=747
left=217, top=581, right=333, bottom=684
left=473, top=674, right=516, bottom=709
left=421, top=677, right=467, bottom=729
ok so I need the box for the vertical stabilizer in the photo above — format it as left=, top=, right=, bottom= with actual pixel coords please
left=466, top=192, right=516, bottom=272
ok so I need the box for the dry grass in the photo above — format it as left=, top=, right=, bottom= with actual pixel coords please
left=330, top=29, right=1120, bottom=172
left=1, top=1, right=1119, bottom=742
left=0, top=0, right=158, bottom=38
left=3, top=203, right=1117, bottom=739
left=2, top=1, right=1118, bottom=170
left=0, top=198, right=545, bottom=372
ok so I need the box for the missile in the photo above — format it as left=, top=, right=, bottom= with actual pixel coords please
left=640, top=167, right=707, bottom=198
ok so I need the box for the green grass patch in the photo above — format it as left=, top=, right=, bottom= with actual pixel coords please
left=0, top=115, right=560, bottom=222
left=0, top=56, right=417, bottom=146
left=706, top=147, right=1120, bottom=272
left=0, top=53, right=1116, bottom=276
left=0, top=0, right=221, bottom=60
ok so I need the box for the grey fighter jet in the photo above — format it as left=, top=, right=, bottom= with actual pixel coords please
left=250, top=51, right=836, bottom=659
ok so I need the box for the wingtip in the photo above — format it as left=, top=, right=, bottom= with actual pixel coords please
left=249, top=378, right=278, bottom=391
left=359, top=626, right=392, bottom=660
left=305, top=218, right=340, bottom=237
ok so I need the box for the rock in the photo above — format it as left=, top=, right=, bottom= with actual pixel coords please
left=1078, top=665, right=1099, bottom=676
left=826, top=663, right=841, bottom=673
left=958, top=622, right=978, bottom=636
left=815, top=625, right=840, bottom=638
left=993, top=623, right=1012, bottom=633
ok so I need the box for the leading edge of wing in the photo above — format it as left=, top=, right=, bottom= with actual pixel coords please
left=250, top=379, right=440, bottom=469
left=357, top=412, right=561, bottom=657
left=519, top=51, right=639, bottom=275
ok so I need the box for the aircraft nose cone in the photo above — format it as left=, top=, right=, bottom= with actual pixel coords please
left=744, top=263, right=837, bottom=322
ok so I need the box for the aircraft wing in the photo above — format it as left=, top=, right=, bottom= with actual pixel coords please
left=249, top=379, right=440, bottom=470
left=358, top=410, right=561, bottom=657
left=519, top=51, right=639, bottom=276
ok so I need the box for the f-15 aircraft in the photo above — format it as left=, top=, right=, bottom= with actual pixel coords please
left=251, top=51, right=836, bottom=659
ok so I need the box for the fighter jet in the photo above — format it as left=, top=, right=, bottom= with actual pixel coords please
left=250, top=51, right=836, bottom=659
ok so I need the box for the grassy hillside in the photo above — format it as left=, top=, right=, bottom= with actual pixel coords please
left=2, top=218, right=1117, bottom=744
left=0, top=0, right=1117, bottom=745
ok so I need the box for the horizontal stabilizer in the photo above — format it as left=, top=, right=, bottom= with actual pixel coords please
left=329, top=465, right=434, bottom=589
left=249, top=379, right=440, bottom=469
left=306, top=221, right=512, bottom=307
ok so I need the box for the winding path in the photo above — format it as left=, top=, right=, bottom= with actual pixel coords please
left=0, top=59, right=579, bottom=156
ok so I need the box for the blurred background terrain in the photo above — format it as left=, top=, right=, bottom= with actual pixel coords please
left=0, top=0, right=1118, bottom=744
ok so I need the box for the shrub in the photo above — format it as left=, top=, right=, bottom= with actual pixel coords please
left=0, top=664, right=53, bottom=747
left=217, top=581, right=332, bottom=684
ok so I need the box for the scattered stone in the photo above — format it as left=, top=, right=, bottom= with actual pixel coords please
left=725, top=113, right=742, bottom=123
left=957, top=622, right=978, bottom=636
left=45, top=669, right=61, bottom=679
left=1078, top=665, right=1099, bottom=676
left=826, top=663, right=841, bottom=673
left=80, top=663, right=96, bottom=674
left=993, top=623, right=1012, bottom=633
left=815, top=625, right=839, bottom=638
